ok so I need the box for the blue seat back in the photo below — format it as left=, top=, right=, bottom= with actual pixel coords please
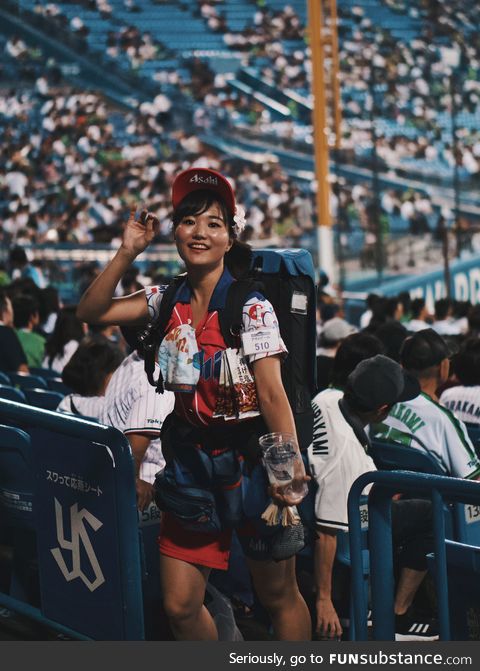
left=23, top=388, right=64, bottom=411
left=369, top=439, right=444, bottom=474
left=30, top=367, right=62, bottom=380
left=0, top=424, right=34, bottom=527
left=47, top=378, right=72, bottom=395
left=465, top=423, right=480, bottom=458
left=370, top=439, right=480, bottom=545
left=0, top=398, right=144, bottom=640
left=0, top=371, right=11, bottom=385
left=9, top=373, right=48, bottom=390
left=0, top=384, right=26, bottom=403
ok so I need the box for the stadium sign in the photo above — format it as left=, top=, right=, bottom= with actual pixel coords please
left=373, top=255, right=480, bottom=309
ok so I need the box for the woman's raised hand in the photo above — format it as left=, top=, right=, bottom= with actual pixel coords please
left=121, top=206, right=160, bottom=258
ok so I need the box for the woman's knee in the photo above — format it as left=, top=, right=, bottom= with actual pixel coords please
left=162, top=590, right=203, bottom=624
left=253, top=564, right=299, bottom=612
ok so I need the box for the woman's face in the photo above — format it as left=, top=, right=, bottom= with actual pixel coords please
left=174, top=202, right=232, bottom=271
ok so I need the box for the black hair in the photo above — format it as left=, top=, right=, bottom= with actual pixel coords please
left=62, top=336, right=124, bottom=396
left=8, top=246, right=28, bottom=267
left=366, top=293, right=380, bottom=309
left=44, top=306, right=85, bottom=365
left=452, top=338, right=480, bottom=386
left=375, top=321, right=409, bottom=362
left=385, top=296, right=401, bottom=320
left=435, top=298, right=451, bottom=321
left=12, top=294, right=39, bottom=329
left=172, top=189, right=232, bottom=230
left=39, top=286, right=60, bottom=323
left=453, top=300, right=471, bottom=320
left=331, top=333, right=385, bottom=389
left=398, top=291, right=411, bottom=314
left=468, top=305, right=480, bottom=333
left=172, top=188, right=252, bottom=279
left=410, top=298, right=426, bottom=319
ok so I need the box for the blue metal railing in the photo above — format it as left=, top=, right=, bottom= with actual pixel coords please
left=348, top=470, right=480, bottom=641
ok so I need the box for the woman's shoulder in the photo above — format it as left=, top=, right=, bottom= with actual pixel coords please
left=145, top=284, right=170, bottom=321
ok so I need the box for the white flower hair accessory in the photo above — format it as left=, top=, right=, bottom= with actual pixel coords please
left=232, top=204, right=246, bottom=236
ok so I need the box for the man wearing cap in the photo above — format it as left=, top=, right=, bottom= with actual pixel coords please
left=372, top=329, right=480, bottom=480
left=308, top=355, right=438, bottom=641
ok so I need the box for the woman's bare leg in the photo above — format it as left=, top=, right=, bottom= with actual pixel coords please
left=160, top=554, right=217, bottom=640
left=248, top=555, right=312, bottom=640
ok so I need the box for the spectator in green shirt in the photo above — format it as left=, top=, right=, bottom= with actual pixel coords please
left=12, top=294, right=46, bottom=368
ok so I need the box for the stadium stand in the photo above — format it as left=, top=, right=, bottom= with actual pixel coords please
left=2, top=0, right=479, bottom=284
left=1, top=0, right=480, bottom=642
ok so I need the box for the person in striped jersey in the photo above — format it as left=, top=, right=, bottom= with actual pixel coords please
left=372, top=329, right=480, bottom=480
left=58, top=349, right=175, bottom=510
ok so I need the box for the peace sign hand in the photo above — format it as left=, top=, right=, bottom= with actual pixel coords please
left=121, top=207, right=160, bottom=259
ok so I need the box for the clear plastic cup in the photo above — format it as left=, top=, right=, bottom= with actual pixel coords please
left=259, top=432, right=308, bottom=503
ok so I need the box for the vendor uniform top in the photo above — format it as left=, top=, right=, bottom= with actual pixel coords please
left=146, top=267, right=287, bottom=427
left=372, top=392, right=480, bottom=479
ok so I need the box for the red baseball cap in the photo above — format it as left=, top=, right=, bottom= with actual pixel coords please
left=171, top=168, right=236, bottom=216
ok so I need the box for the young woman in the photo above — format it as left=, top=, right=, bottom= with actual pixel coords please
left=43, top=305, right=87, bottom=373
left=77, top=167, right=311, bottom=641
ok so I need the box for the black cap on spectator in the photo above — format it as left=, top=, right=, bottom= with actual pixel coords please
left=345, top=354, right=420, bottom=411
left=400, top=328, right=452, bottom=370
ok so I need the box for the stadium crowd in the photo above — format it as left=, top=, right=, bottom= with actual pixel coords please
left=1, top=0, right=480, bottom=643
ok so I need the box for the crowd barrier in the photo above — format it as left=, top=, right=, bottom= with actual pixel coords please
left=0, top=398, right=149, bottom=640
left=370, top=439, right=480, bottom=545
left=348, top=470, right=480, bottom=641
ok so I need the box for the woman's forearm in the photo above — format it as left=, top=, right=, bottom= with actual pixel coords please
left=77, top=247, right=139, bottom=324
left=257, top=389, right=299, bottom=448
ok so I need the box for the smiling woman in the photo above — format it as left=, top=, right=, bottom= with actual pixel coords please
left=76, top=167, right=311, bottom=642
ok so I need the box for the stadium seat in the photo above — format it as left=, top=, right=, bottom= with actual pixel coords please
left=0, top=385, right=27, bottom=403
left=428, top=540, right=480, bottom=639
left=0, top=424, right=35, bottom=601
left=369, top=439, right=444, bottom=475
left=369, top=439, right=480, bottom=545
left=0, top=372, right=11, bottom=385
left=46, top=379, right=72, bottom=395
left=30, top=367, right=62, bottom=380
left=0, top=399, right=144, bottom=640
left=8, top=373, right=48, bottom=391
left=465, top=423, right=480, bottom=458
left=23, top=388, right=64, bottom=411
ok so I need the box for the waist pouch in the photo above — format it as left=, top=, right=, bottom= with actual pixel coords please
left=154, top=468, right=221, bottom=534
left=155, top=414, right=268, bottom=534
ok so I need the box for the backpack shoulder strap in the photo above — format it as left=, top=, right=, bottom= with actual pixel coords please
left=140, top=275, right=185, bottom=391
left=219, top=278, right=263, bottom=348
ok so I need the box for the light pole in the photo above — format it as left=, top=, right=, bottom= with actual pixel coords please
left=441, top=47, right=462, bottom=258
left=367, top=60, right=384, bottom=284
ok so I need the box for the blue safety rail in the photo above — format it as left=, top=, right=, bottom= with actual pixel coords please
left=347, top=470, right=480, bottom=641
left=369, top=439, right=480, bottom=545
left=0, top=398, right=144, bottom=640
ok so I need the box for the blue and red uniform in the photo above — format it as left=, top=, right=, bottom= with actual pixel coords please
left=145, top=267, right=286, bottom=568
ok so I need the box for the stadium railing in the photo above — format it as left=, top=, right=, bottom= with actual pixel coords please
left=347, top=470, right=480, bottom=640
left=369, top=438, right=480, bottom=545
left=0, top=398, right=146, bottom=640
